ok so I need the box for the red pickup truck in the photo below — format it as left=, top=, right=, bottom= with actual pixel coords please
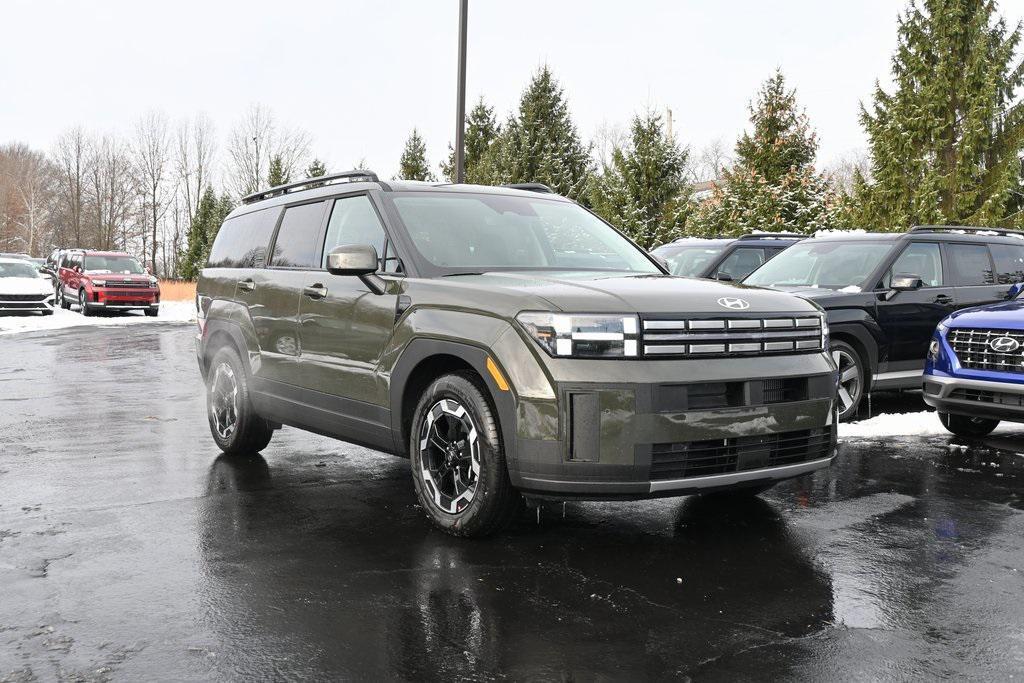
left=56, top=250, right=161, bottom=316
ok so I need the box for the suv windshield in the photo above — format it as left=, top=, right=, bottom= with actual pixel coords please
left=84, top=255, right=145, bottom=275
left=389, top=193, right=659, bottom=274
left=0, top=261, right=40, bottom=278
left=653, top=244, right=726, bottom=276
left=744, top=241, right=893, bottom=289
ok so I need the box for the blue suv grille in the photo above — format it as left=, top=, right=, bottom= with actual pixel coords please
left=949, top=328, right=1024, bottom=373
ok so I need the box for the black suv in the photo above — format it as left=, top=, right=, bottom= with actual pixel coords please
left=196, top=171, right=839, bottom=537
left=651, top=233, right=803, bottom=281
left=743, top=226, right=1024, bottom=420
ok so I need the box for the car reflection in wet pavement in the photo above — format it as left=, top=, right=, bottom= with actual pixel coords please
left=1, top=326, right=1022, bottom=680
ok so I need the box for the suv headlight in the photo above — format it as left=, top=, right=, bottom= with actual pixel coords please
left=91, top=279, right=107, bottom=287
left=149, top=276, right=159, bottom=286
left=517, top=312, right=639, bottom=358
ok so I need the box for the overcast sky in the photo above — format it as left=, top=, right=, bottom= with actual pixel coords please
left=3, top=0, right=1024, bottom=182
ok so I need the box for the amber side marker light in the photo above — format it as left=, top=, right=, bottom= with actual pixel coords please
left=486, top=357, right=510, bottom=392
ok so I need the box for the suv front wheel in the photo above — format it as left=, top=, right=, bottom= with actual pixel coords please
left=205, top=347, right=274, bottom=456
left=832, top=340, right=866, bottom=421
left=409, top=372, right=521, bottom=537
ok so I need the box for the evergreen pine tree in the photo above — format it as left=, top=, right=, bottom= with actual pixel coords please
left=305, top=158, right=327, bottom=178
left=692, top=70, right=839, bottom=235
left=180, top=186, right=219, bottom=281
left=487, top=66, right=593, bottom=202
left=267, top=154, right=290, bottom=188
left=442, top=97, right=501, bottom=182
left=396, top=129, right=436, bottom=181
left=850, top=0, right=1024, bottom=229
left=590, top=111, right=692, bottom=248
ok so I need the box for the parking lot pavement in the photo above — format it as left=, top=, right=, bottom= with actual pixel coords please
left=1, top=326, right=1022, bottom=680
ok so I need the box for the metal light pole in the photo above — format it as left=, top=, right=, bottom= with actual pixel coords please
left=454, top=0, right=468, bottom=183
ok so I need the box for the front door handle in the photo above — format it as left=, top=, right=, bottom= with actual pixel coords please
left=933, top=294, right=953, bottom=304
left=303, top=284, right=328, bottom=300
left=237, top=278, right=255, bottom=292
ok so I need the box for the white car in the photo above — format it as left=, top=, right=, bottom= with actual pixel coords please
left=0, top=256, right=55, bottom=315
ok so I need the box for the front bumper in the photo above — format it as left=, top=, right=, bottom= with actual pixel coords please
left=508, top=356, right=839, bottom=499
left=0, top=297, right=53, bottom=313
left=923, top=374, right=1024, bottom=422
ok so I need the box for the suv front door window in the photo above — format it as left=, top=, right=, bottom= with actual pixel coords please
left=876, top=242, right=955, bottom=369
left=299, top=194, right=399, bottom=400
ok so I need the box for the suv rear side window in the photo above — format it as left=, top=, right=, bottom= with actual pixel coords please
left=322, top=196, right=387, bottom=269
left=990, top=243, right=1024, bottom=284
left=270, top=201, right=326, bottom=269
left=207, top=208, right=279, bottom=268
left=946, top=243, right=995, bottom=285
left=884, top=242, right=942, bottom=287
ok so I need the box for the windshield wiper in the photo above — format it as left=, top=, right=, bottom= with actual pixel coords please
left=442, top=272, right=485, bottom=277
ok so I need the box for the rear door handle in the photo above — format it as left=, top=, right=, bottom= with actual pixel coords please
left=933, top=294, right=953, bottom=304
left=237, top=278, right=255, bottom=292
left=303, top=284, right=328, bottom=300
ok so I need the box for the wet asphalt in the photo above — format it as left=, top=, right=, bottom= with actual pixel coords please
left=1, top=324, right=1023, bottom=681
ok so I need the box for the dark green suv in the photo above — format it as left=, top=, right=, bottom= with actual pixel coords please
left=196, top=171, right=839, bottom=536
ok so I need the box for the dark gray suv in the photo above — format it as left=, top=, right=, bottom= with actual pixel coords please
left=196, top=171, right=839, bottom=536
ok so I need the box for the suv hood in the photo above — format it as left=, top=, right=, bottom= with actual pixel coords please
left=445, top=271, right=821, bottom=315
left=946, top=298, right=1024, bottom=329
left=0, top=277, right=52, bottom=295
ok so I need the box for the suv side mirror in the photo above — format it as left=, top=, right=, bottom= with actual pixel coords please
left=715, top=271, right=734, bottom=282
left=326, top=244, right=385, bottom=294
left=650, top=254, right=670, bottom=272
left=891, top=274, right=923, bottom=291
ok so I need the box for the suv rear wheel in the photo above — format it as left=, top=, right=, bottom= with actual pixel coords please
left=832, top=340, right=866, bottom=421
left=206, top=347, right=274, bottom=456
left=939, top=412, right=999, bottom=438
left=409, top=372, right=520, bottom=537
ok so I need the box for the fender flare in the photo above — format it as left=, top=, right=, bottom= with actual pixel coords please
left=390, top=338, right=518, bottom=465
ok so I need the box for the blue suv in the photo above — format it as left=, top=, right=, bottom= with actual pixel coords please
left=923, top=283, right=1024, bottom=436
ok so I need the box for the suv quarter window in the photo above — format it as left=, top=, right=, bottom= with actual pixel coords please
left=946, top=242, right=995, bottom=286
left=207, top=207, right=280, bottom=268
left=322, top=195, right=389, bottom=270
left=989, top=242, right=1024, bottom=284
left=883, top=241, right=943, bottom=288
left=269, top=200, right=328, bottom=269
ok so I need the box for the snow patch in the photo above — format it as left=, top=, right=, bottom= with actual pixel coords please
left=0, top=300, right=196, bottom=336
left=840, top=410, right=1016, bottom=439
left=838, top=285, right=862, bottom=293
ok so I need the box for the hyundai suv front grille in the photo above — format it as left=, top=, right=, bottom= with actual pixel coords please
left=641, top=316, right=823, bottom=357
left=949, top=328, right=1024, bottom=372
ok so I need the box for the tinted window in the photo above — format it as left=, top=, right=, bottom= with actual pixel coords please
left=947, top=243, right=994, bottom=286
left=885, top=242, right=942, bottom=287
left=744, top=241, right=893, bottom=289
left=269, top=201, right=325, bottom=268
left=652, top=244, right=726, bottom=276
left=207, top=208, right=279, bottom=268
left=717, top=247, right=766, bottom=280
left=990, top=243, right=1024, bottom=284
left=322, top=196, right=387, bottom=269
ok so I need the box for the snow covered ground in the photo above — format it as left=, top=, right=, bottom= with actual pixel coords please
left=840, top=408, right=1021, bottom=439
left=0, top=300, right=196, bottom=336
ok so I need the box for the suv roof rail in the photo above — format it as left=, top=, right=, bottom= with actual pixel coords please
left=737, top=232, right=806, bottom=241
left=501, top=183, right=553, bottom=194
left=909, top=225, right=1024, bottom=238
left=242, top=170, right=380, bottom=205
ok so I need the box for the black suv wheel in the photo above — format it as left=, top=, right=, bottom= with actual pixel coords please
left=206, top=347, right=274, bottom=456
left=939, top=412, right=999, bottom=438
left=832, top=340, right=865, bottom=421
left=409, top=372, right=520, bottom=537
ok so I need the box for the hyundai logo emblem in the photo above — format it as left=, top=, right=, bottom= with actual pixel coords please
left=717, top=297, right=750, bottom=310
left=989, top=336, right=1021, bottom=353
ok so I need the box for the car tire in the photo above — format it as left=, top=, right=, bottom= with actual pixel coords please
left=41, top=309, right=54, bottom=316
left=145, top=308, right=159, bottom=317
left=78, top=289, right=92, bottom=317
left=409, top=372, right=521, bottom=538
left=205, top=347, right=274, bottom=456
left=831, top=340, right=866, bottom=422
left=58, top=287, right=70, bottom=310
left=939, top=412, right=999, bottom=438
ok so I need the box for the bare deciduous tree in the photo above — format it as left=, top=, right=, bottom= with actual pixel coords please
left=826, top=148, right=872, bottom=196
left=133, top=111, right=173, bottom=275
left=175, top=113, right=216, bottom=228
left=52, top=127, right=90, bottom=247
left=87, top=135, right=136, bottom=251
left=226, top=104, right=310, bottom=198
left=692, top=138, right=732, bottom=183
